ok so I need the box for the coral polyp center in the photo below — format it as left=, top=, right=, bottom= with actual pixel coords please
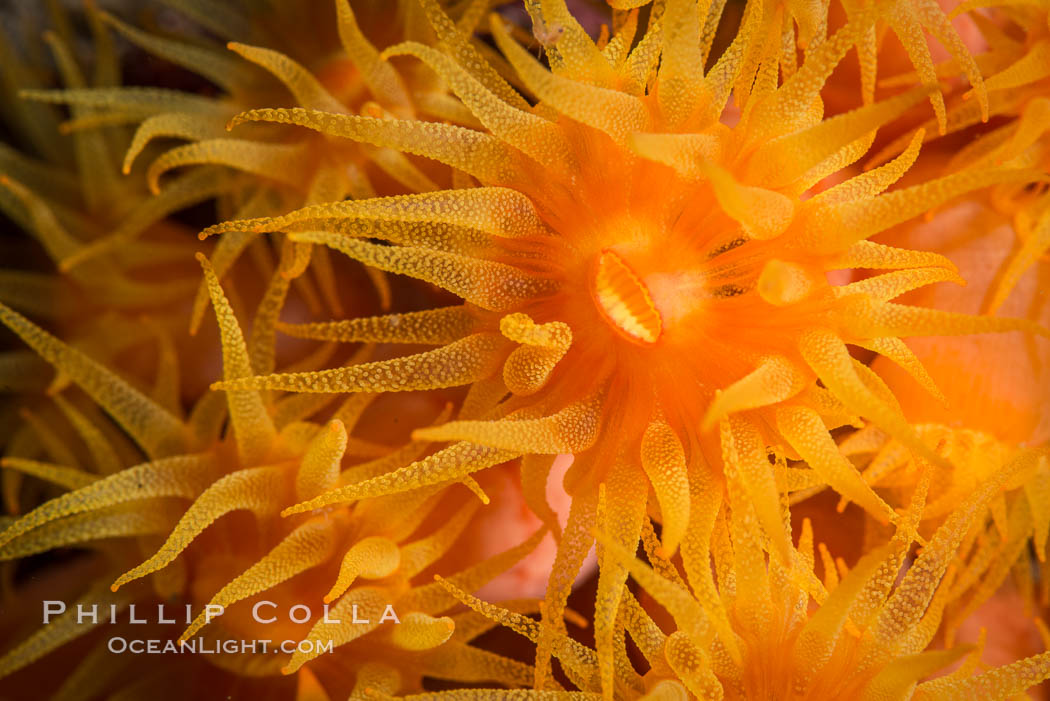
left=591, top=249, right=664, bottom=345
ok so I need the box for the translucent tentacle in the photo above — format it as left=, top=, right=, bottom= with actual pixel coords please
left=798, top=328, right=945, bottom=467
left=296, top=420, right=347, bottom=501
left=229, top=108, right=517, bottom=183
left=815, top=128, right=926, bottom=206
left=384, top=612, right=455, bottom=651
left=0, top=455, right=215, bottom=550
left=282, top=585, right=390, bottom=673
left=198, top=254, right=276, bottom=466
left=0, top=502, right=177, bottom=560
left=51, top=395, right=121, bottom=474
left=98, top=11, right=254, bottom=92
left=639, top=421, right=690, bottom=556
left=122, top=112, right=227, bottom=174
left=833, top=266, right=963, bottom=302
left=147, top=139, right=310, bottom=193
left=180, top=517, right=339, bottom=641
left=215, top=333, right=506, bottom=394
left=656, top=0, right=705, bottom=128
left=703, top=355, right=809, bottom=430
left=282, top=442, right=517, bottom=514
left=836, top=297, right=1049, bottom=340
left=748, top=87, right=930, bottom=189
left=382, top=41, right=573, bottom=171
left=334, top=0, right=412, bottom=114
left=857, top=337, right=946, bottom=404
left=796, top=167, right=1041, bottom=254
left=202, top=187, right=550, bottom=240
left=912, top=652, right=1050, bottom=700
left=324, top=536, right=400, bottom=603
left=520, top=454, right=562, bottom=538
left=0, top=458, right=96, bottom=491
left=499, top=313, right=572, bottom=396
left=490, top=15, right=648, bottom=144
left=226, top=43, right=345, bottom=113
left=987, top=207, right=1050, bottom=314
left=290, top=231, right=556, bottom=311
left=0, top=583, right=134, bottom=680
left=776, top=405, right=895, bottom=521
left=594, top=458, right=647, bottom=700
left=279, top=306, right=476, bottom=346
left=412, top=394, right=603, bottom=454
left=720, top=416, right=793, bottom=565
left=0, top=303, right=186, bottom=458
left=700, top=162, right=795, bottom=240
left=110, top=464, right=289, bottom=591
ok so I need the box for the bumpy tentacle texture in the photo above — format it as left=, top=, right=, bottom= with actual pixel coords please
left=870, top=0, right=1050, bottom=317
left=440, top=457, right=1050, bottom=698
left=201, top=1, right=1049, bottom=695
left=0, top=0, right=217, bottom=545
left=21, top=0, right=459, bottom=331
left=0, top=257, right=549, bottom=696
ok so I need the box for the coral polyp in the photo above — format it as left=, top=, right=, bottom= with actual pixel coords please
left=0, top=260, right=541, bottom=694
left=201, top=2, right=1048, bottom=689
left=448, top=458, right=1050, bottom=699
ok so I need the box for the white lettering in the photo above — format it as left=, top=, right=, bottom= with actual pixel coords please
left=128, top=604, right=146, bottom=624
left=204, top=604, right=224, bottom=624
left=77, top=604, right=98, bottom=625
left=322, top=604, right=341, bottom=624
left=289, top=604, right=311, bottom=624
left=43, top=600, right=66, bottom=624
left=253, top=600, right=277, bottom=624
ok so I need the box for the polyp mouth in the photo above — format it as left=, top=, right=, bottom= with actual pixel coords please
left=591, top=248, right=663, bottom=345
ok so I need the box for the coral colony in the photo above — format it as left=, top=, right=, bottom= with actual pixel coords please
left=0, top=0, right=1049, bottom=699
